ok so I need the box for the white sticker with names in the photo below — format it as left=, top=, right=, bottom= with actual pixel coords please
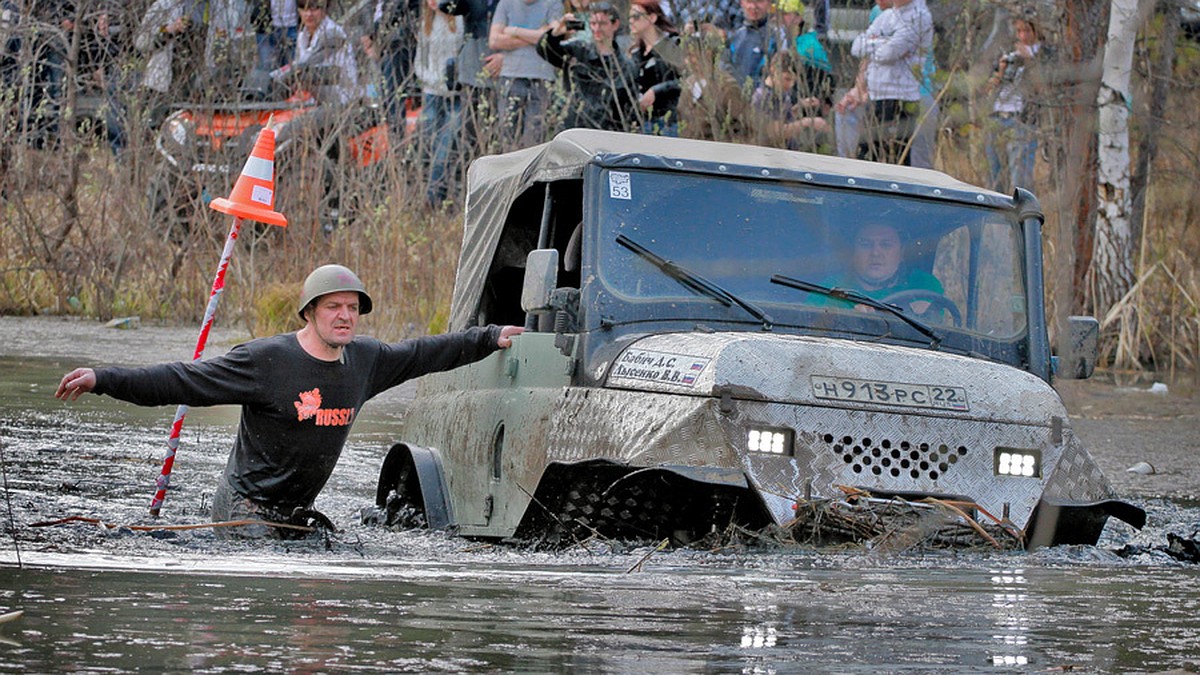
left=610, top=349, right=710, bottom=387
left=609, top=171, right=632, bottom=200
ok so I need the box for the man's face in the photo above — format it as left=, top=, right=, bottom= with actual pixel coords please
left=306, top=290, right=361, bottom=348
left=299, top=4, right=325, bottom=32
left=589, top=12, right=619, bottom=43
left=741, top=0, right=771, bottom=22
left=852, top=224, right=903, bottom=287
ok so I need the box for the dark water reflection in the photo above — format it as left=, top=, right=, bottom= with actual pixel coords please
left=3, top=560, right=1200, bottom=672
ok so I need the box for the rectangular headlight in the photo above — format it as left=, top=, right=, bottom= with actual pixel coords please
left=994, top=448, right=1042, bottom=478
left=747, top=427, right=794, bottom=456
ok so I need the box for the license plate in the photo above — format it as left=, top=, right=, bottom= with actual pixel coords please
left=810, top=375, right=969, bottom=412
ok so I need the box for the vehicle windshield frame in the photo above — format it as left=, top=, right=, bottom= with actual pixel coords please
left=579, top=164, right=1033, bottom=368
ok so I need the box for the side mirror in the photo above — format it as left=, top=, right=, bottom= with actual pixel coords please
left=1056, top=316, right=1099, bottom=379
left=520, top=249, right=559, bottom=314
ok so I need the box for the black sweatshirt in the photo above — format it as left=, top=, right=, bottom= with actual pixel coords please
left=95, top=326, right=503, bottom=510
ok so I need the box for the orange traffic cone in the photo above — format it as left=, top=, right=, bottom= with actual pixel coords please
left=209, top=125, right=288, bottom=227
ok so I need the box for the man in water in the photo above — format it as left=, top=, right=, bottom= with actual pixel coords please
left=55, top=264, right=523, bottom=539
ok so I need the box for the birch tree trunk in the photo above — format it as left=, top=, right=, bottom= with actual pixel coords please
left=1090, top=0, right=1141, bottom=345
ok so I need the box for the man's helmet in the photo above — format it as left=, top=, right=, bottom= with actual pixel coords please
left=297, top=264, right=374, bottom=319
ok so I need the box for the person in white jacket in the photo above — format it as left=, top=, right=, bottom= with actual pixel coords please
left=849, top=0, right=930, bottom=165
left=285, top=0, right=359, bottom=104
left=414, top=0, right=464, bottom=206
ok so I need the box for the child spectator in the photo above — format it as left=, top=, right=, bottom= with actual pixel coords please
left=750, top=49, right=827, bottom=151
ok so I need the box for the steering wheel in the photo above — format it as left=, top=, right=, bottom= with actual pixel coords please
left=880, top=289, right=962, bottom=327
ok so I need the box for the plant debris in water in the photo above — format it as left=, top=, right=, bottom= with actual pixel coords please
left=740, top=493, right=1023, bottom=554
left=1116, top=530, right=1200, bottom=563
left=473, top=489, right=1027, bottom=555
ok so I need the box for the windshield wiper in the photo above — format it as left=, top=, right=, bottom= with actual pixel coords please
left=770, top=274, right=943, bottom=349
left=617, top=234, right=774, bottom=330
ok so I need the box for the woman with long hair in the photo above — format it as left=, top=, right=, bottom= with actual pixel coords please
left=414, top=0, right=464, bottom=206
left=627, top=0, right=681, bottom=136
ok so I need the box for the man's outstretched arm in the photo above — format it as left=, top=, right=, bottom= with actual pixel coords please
left=56, top=367, right=97, bottom=401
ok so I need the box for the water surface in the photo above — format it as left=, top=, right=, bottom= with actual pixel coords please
left=1, top=318, right=1198, bottom=673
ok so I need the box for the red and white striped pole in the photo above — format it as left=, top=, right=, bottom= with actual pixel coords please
left=149, top=124, right=288, bottom=517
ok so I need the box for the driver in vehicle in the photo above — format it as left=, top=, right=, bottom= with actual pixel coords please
left=816, top=222, right=945, bottom=313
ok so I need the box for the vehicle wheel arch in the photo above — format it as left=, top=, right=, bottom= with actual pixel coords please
left=374, top=442, right=455, bottom=530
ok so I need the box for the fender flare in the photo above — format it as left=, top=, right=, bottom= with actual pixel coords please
left=375, top=442, right=455, bottom=530
left=1025, top=497, right=1146, bottom=549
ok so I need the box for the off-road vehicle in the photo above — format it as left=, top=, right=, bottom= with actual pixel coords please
left=366, top=129, right=1144, bottom=549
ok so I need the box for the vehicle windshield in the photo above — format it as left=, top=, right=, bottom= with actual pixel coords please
left=589, top=168, right=1028, bottom=352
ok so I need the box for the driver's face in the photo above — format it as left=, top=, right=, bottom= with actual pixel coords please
left=853, top=224, right=903, bottom=289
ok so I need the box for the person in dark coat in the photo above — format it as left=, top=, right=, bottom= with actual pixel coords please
left=536, top=1, right=637, bottom=132
left=55, top=264, right=524, bottom=539
left=627, top=0, right=681, bottom=136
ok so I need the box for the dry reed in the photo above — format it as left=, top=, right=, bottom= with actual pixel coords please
left=1, top=3, right=1198, bottom=368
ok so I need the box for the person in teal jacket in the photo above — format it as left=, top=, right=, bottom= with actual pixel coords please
left=814, top=222, right=943, bottom=311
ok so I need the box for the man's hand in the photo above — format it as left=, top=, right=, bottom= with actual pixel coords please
left=639, top=88, right=656, bottom=111
left=56, top=368, right=97, bottom=401
left=497, top=326, right=525, bottom=348
left=482, top=52, right=503, bottom=78
left=550, top=14, right=571, bottom=37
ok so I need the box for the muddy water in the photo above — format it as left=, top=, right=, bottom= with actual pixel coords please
left=2, top=317, right=1199, bottom=673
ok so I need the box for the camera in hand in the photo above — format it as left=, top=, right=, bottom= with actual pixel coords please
left=996, top=51, right=1027, bottom=83
left=565, top=18, right=586, bottom=31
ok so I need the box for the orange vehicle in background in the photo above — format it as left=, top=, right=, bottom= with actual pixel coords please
left=149, top=63, right=413, bottom=250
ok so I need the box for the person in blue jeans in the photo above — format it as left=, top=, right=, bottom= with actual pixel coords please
left=985, top=17, right=1043, bottom=194
left=251, top=0, right=299, bottom=72
left=415, top=0, right=465, bottom=206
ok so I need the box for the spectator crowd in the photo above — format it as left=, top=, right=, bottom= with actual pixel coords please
left=1, top=0, right=1051, bottom=207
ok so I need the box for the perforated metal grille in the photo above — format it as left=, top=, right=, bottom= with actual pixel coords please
left=822, top=433, right=970, bottom=481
